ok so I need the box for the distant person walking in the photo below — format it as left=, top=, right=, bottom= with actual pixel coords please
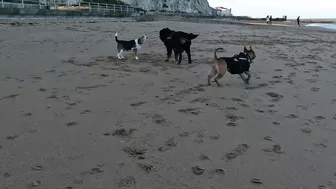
left=266, top=15, right=270, bottom=24
left=297, top=16, right=300, bottom=27
left=270, top=15, right=273, bottom=24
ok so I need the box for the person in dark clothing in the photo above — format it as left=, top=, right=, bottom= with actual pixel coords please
left=270, top=15, right=272, bottom=24
left=297, top=16, right=300, bottom=27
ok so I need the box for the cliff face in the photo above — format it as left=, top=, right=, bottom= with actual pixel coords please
left=121, top=0, right=213, bottom=15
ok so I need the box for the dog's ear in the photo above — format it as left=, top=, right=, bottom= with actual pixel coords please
left=244, top=46, right=248, bottom=52
left=250, top=46, right=253, bottom=50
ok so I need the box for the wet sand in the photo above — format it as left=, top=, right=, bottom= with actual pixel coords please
left=1, top=19, right=336, bottom=189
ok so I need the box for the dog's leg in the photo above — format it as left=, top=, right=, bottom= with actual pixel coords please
left=186, top=47, right=192, bottom=64
left=119, top=49, right=125, bottom=59
left=239, top=74, right=249, bottom=84
left=177, top=51, right=183, bottom=65
left=174, top=49, right=178, bottom=62
left=207, top=67, right=217, bottom=86
left=214, top=74, right=224, bottom=87
left=165, top=47, right=172, bottom=62
left=117, top=49, right=122, bottom=59
left=133, top=48, right=139, bottom=60
left=244, top=71, right=251, bottom=83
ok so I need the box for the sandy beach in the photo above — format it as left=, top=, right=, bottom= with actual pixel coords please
left=1, top=19, right=336, bottom=189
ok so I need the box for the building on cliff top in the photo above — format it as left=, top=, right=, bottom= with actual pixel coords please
left=215, top=6, right=232, bottom=17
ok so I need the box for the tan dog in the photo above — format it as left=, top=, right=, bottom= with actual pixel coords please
left=208, top=46, right=256, bottom=87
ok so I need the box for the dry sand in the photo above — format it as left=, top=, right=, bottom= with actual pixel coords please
left=1, top=19, right=336, bottom=189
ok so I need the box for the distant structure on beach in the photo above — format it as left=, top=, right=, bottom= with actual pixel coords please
left=215, top=6, right=232, bottom=17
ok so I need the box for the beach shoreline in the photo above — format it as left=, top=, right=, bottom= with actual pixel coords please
left=1, top=19, right=336, bottom=189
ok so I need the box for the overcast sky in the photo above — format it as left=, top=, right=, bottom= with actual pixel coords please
left=208, top=0, right=335, bottom=19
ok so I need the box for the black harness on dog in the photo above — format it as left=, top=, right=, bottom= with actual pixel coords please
left=224, top=52, right=252, bottom=75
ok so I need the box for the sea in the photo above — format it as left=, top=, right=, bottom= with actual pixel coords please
left=305, top=23, right=336, bottom=31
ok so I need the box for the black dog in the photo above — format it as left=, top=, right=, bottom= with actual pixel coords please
left=159, top=28, right=198, bottom=64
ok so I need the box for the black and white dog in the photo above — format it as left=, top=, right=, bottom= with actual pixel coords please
left=159, top=28, right=198, bottom=64
left=115, top=32, right=148, bottom=60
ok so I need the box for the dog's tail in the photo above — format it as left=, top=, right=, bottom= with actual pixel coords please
left=180, top=33, right=199, bottom=40
left=115, top=32, right=119, bottom=42
left=187, top=33, right=199, bottom=40
left=214, top=48, right=224, bottom=60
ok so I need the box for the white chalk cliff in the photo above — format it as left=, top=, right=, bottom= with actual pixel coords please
left=120, top=0, right=213, bottom=15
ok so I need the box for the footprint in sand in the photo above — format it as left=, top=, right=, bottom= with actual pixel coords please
left=266, top=92, right=284, bottom=102
left=226, top=113, right=243, bottom=122
left=190, top=97, right=208, bottom=103
left=209, top=168, right=226, bottom=178
left=30, top=180, right=42, bottom=187
left=314, top=143, right=328, bottom=148
left=31, top=165, right=44, bottom=171
left=227, top=122, right=237, bottom=127
left=66, top=122, right=78, bottom=127
left=151, top=113, right=170, bottom=125
left=6, top=135, right=19, bottom=140
left=314, top=116, right=326, bottom=120
left=192, top=166, right=205, bottom=175
left=3, top=172, right=11, bottom=178
left=118, top=176, right=136, bottom=188
left=286, top=114, right=298, bottom=119
left=123, top=146, right=147, bottom=157
left=138, top=163, right=155, bottom=173
left=209, top=134, right=220, bottom=140
left=301, top=127, right=312, bottom=134
left=240, top=103, right=251, bottom=108
left=311, top=87, right=320, bottom=92
left=73, top=179, right=83, bottom=185
left=165, top=137, right=178, bottom=147
left=245, top=83, right=268, bottom=90
left=130, top=101, right=147, bottom=107
left=179, top=132, right=190, bottom=137
left=199, top=153, right=211, bottom=161
left=194, top=132, right=205, bottom=143
left=232, top=98, right=243, bottom=102
left=24, top=112, right=32, bottom=116
left=178, top=108, right=201, bottom=115
left=263, top=144, right=285, bottom=154
left=224, top=144, right=249, bottom=160
left=255, top=109, right=265, bottom=113
left=227, top=106, right=237, bottom=110
left=80, top=167, right=104, bottom=175
left=264, top=136, right=273, bottom=141
left=104, top=128, right=136, bottom=137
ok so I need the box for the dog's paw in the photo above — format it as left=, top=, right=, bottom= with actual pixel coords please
left=135, top=56, right=139, bottom=60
